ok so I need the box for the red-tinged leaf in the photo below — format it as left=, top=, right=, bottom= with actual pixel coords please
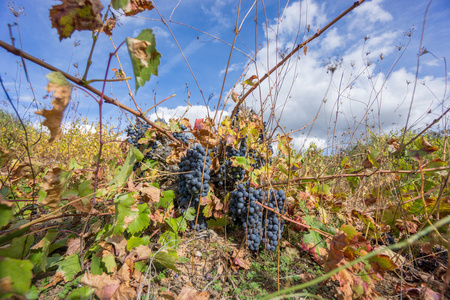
left=395, top=219, right=418, bottom=234
left=49, top=0, right=104, bottom=41
left=369, top=254, right=397, bottom=276
left=194, top=118, right=204, bottom=130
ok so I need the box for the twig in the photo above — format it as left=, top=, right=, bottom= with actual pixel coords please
left=255, top=201, right=332, bottom=238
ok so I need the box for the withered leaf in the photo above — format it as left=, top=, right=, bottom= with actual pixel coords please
left=80, top=273, right=120, bottom=299
left=36, top=72, right=72, bottom=142
left=176, top=286, right=209, bottom=300
left=49, top=0, right=104, bottom=40
left=101, top=17, right=116, bottom=36
left=124, top=0, right=154, bottom=16
left=40, top=167, right=63, bottom=211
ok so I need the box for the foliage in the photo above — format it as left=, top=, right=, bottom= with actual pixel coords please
left=0, top=0, right=449, bottom=299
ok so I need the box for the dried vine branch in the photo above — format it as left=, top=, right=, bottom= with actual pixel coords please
left=0, top=39, right=183, bottom=145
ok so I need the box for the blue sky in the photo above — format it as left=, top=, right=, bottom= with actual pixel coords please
left=1, top=0, right=449, bottom=151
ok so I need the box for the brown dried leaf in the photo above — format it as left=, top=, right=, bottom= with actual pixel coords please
left=80, top=273, right=120, bottom=299
left=66, top=237, right=81, bottom=256
left=127, top=39, right=152, bottom=67
left=134, top=245, right=152, bottom=260
left=49, top=0, right=104, bottom=40
left=111, top=283, right=137, bottom=300
left=140, top=185, right=161, bottom=203
left=36, top=72, right=72, bottom=142
left=40, top=167, right=63, bottom=211
left=123, top=0, right=154, bottom=16
left=101, top=17, right=116, bottom=36
left=105, top=234, right=128, bottom=263
left=68, top=195, right=96, bottom=213
left=176, top=286, right=209, bottom=300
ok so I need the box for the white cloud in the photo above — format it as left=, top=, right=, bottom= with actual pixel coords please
left=147, top=104, right=230, bottom=125
left=152, top=26, right=170, bottom=39
left=349, top=0, right=393, bottom=30
left=218, top=62, right=246, bottom=76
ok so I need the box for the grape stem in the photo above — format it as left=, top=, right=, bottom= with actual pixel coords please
left=255, top=201, right=332, bottom=238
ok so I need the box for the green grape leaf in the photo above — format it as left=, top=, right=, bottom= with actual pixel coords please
left=0, top=235, right=34, bottom=259
left=126, top=29, right=161, bottom=93
left=0, top=220, right=29, bottom=247
left=90, top=253, right=102, bottom=275
left=67, top=286, right=95, bottom=300
left=184, top=207, right=196, bottom=221
left=0, top=199, right=13, bottom=228
left=113, top=193, right=150, bottom=235
left=159, top=231, right=180, bottom=248
left=39, top=230, right=59, bottom=272
left=102, top=253, right=117, bottom=273
left=55, top=254, right=81, bottom=282
left=153, top=251, right=181, bottom=273
left=127, top=236, right=150, bottom=251
left=0, top=258, right=33, bottom=297
left=111, top=0, right=128, bottom=9
left=157, top=190, right=175, bottom=209
left=108, top=148, right=142, bottom=190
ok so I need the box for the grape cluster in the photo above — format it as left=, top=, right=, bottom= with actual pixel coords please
left=263, top=189, right=286, bottom=251
left=211, top=139, right=247, bottom=189
left=229, top=183, right=286, bottom=251
left=229, top=183, right=265, bottom=251
left=126, top=123, right=158, bottom=176
left=125, top=123, right=151, bottom=149
left=173, top=124, right=189, bottom=144
left=177, top=144, right=212, bottom=230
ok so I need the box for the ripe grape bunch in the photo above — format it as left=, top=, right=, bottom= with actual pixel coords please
left=211, top=139, right=247, bottom=189
left=229, top=183, right=286, bottom=251
left=229, top=183, right=265, bottom=251
left=173, top=124, right=189, bottom=144
left=125, top=123, right=159, bottom=175
left=177, top=144, right=212, bottom=230
left=263, top=189, right=286, bottom=251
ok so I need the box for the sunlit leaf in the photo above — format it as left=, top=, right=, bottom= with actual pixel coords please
left=55, top=254, right=81, bottom=282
